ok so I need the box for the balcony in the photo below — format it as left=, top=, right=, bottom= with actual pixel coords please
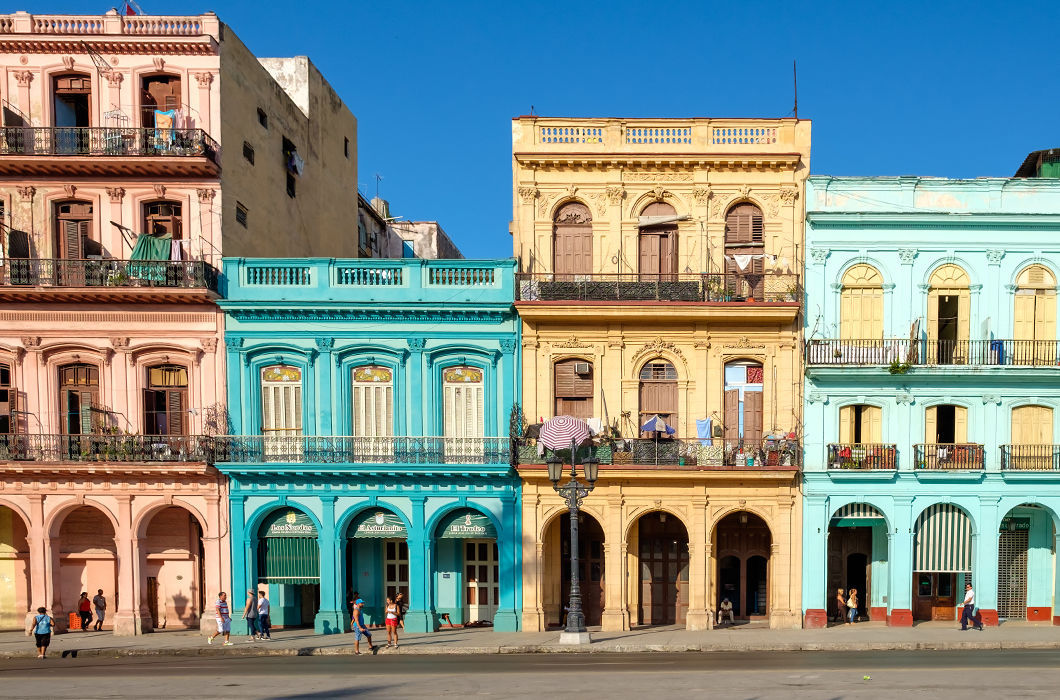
left=914, top=443, right=985, bottom=470
left=827, top=443, right=899, bottom=470
left=1000, top=445, right=1060, bottom=471
left=0, top=433, right=208, bottom=463
left=807, top=339, right=1060, bottom=368
left=516, top=273, right=801, bottom=304
left=514, top=436, right=800, bottom=470
left=209, top=436, right=512, bottom=465
left=0, top=127, right=220, bottom=177
left=0, top=258, right=219, bottom=304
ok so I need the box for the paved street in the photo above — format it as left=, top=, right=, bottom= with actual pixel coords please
left=1, top=650, right=1059, bottom=698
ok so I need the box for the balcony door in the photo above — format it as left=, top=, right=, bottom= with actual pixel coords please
left=840, top=264, right=884, bottom=341
left=443, top=366, right=484, bottom=459
left=926, top=404, right=966, bottom=445
left=724, top=203, right=764, bottom=299
left=141, top=75, right=181, bottom=128
left=261, top=365, right=303, bottom=459
left=638, top=202, right=677, bottom=280
left=352, top=365, right=393, bottom=460
left=55, top=200, right=99, bottom=262
left=723, top=362, right=764, bottom=445
left=1014, top=265, right=1056, bottom=365
left=59, top=363, right=99, bottom=436
left=53, top=73, right=91, bottom=154
left=839, top=404, right=881, bottom=444
left=1011, top=405, right=1053, bottom=469
left=927, top=265, right=970, bottom=364
left=553, top=359, right=593, bottom=421
left=143, top=364, right=188, bottom=436
left=552, top=202, right=592, bottom=279
left=638, top=360, right=678, bottom=437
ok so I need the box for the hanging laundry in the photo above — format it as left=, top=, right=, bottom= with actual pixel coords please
left=587, top=417, right=603, bottom=436
left=733, top=254, right=754, bottom=271
left=696, top=418, right=712, bottom=446
left=154, top=109, right=177, bottom=148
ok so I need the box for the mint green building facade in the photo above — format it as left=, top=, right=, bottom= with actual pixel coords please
left=802, top=174, right=1060, bottom=628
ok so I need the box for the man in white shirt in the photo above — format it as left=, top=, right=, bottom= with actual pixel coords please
left=717, top=598, right=735, bottom=626
left=257, top=591, right=272, bottom=640
left=960, top=583, right=983, bottom=631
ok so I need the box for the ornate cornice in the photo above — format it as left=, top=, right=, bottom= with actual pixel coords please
left=0, top=38, right=219, bottom=57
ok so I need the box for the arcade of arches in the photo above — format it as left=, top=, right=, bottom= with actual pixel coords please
left=0, top=485, right=226, bottom=635
left=521, top=473, right=802, bottom=631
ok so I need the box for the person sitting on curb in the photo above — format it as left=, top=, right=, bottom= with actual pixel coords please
left=716, top=598, right=734, bottom=626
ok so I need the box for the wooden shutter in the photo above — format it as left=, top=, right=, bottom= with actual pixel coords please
left=639, top=233, right=660, bottom=276
left=1011, top=406, right=1029, bottom=445
left=444, top=380, right=484, bottom=439
left=954, top=406, right=968, bottom=443
left=839, top=291, right=855, bottom=341
left=926, top=406, right=937, bottom=444
left=864, top=405, right=882, bottom=443
left=353, top=381, right=393, bottom=437
left=167, top=390, right=186, bottom=436
left=1036, top=293, right=1057, bottom=341
left=1038, top=406, right=1054, bottom=444
left=743, top=391, right=763, bottom=442
left=554, top=360, right=593, bottom=399
left=1014, top=293, right=1036, bottom=342
left=839, top=405, right=853, bottom=443
left=864, top=290, right=884, bottom=339
left=723, top=390, right=739, bottom=440
left=957, top=291, right=970, bottom=343
left=63, top=220, right=83, bottom=259
left=79, top=390, right=94, bottom=434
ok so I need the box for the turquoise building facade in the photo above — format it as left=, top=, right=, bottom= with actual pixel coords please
left=802, top=175, right=1060, bottom=628
left=216, top=258, right=521, bottom=634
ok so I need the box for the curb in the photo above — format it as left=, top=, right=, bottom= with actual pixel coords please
left=5, top=639, right=1060, bottom=659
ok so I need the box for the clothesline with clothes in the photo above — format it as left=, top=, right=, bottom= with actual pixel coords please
left=725, top=254, right=794, bottom=273
left=112, top=221, right=196, bottom=262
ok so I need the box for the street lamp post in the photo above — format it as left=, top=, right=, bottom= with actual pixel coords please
left=547, top=438, right=599, bottom=645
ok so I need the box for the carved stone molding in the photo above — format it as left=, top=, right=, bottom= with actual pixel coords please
left=13, top=70, right=34, bottom=87
left=808, top=247, right=830, bottom=265
left=691, top=187, right=711, bottom=205
left=20, top=336, right=42, bottom=350
left=738, top=185, right=752, bottom=198
left=106, top=187, right=126, bottom=203
left=16, top=186, right=35, bottom=202
left=897, top=248, right=917, bottom=265
left=605, top=185, right=625, bottom=205
left=517, top=186, right=538, bottom=205
left=200, top=338, right=218, bottom=353
left=623, top=171, right=693, bottom=182
left=152, top=57, right=166, bottom=72
left=631, top=337, right=687, bottom=367
left=315, top=337, right=334, bottom=351
left=587, top=191, right=607, bottom=217
left=61, top=56, right=75, bottom=71
left=109, top=337, right=130, bottom=350
left=806, top=392, right=826, bottom=404
left=192, top=71, right=214, bottom=88
left=982, top=394, right=1002, bottom=405
left=197, top=188, right=217, bottom=204
left=407, top=338, right=426, bottom=351
left=649, top=186, right=668, bottom=202
left=565, top=185, right=578, bottom=198
left=763, top=193, right=781, bottom=217
left=895, top=392, right=914, bottom=406
left=105, top=71, right=124, bottom=87
left=553, top=335, right=590, bottom=349
left=499, top=338, right=517, bottom=353
left=226, top=336, right=244, bottom=350
left=779, top=186, right=799, bottom=205
left=152, top=184, right=167, bottom=197
left=63, top=184, right=77, bottom=198
left=985, top=249, right=1005, bottom=265
left=723, top=336, right=767, bottom=349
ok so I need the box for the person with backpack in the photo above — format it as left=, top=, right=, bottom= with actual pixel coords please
left=30, top=607, right=53, bottom=658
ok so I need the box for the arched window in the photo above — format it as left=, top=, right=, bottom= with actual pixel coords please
left=1014, top=265, right=1056, bottom=364
left=724, top=203, right=764, bottom=298
left=0, top=362, right=12, bottom=434
left=140, top=74, right=181, bottom=128
left=928, top=264, right=971, bottom=365
left=261, top=366, right=302, bottom=437
left=59, top=363, right=100, bottom=435
left=552, top=202, right=592, bottom=278
left=723, top=361, right=763, bottom=443
left=352, top=365, right=393, bottom=437
left=554, top=358, right=593, bottom=420
left=638, top=202, right=677, bottom=277
left=840, top=264, right=884, bottom=340
left=144, top=364, right=188, bottom=436
left=442, top=366, right=484, bottom=439
left=638, top=360, right=677, bottom=436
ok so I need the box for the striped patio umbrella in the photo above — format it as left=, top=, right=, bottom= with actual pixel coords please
left=538, top=415, right=591, bottom=450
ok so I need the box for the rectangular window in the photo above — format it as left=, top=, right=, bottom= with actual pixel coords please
left=235, top=202, right=248, bottom=228
left=0, top=363, right=13, bottom=434
left=143, top=365, right=188, bottom=436
left=286, top=172, right=296, bottom=198
left=243, top=141, right=255, bottom=164
left=257, top=108, right=268, bottom=128
left=344, top=136, right=350, bottom=159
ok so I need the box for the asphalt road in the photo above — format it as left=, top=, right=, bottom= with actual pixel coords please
left=2, top=650, right=1059, bottom=698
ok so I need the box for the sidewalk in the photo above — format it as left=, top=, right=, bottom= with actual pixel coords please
left=3, top=621, right=1060, bottom=659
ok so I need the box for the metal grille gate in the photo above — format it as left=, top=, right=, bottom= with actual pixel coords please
left=998, top=529, right=1029, bottom=619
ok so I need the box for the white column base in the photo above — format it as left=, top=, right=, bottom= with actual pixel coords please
left=559, top=631, right=592, bottom=645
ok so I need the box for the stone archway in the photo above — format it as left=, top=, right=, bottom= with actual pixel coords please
left=55, top=505, right=117, bottom=630
left=632, top=510, right=689, bottom=626
left=542, top=510, right=606, bottom=627
left=0, top=504, right=30, bottom=630
left=140, top=506, right=205, bottom=630
left=713, top=511, right=771, bottom=620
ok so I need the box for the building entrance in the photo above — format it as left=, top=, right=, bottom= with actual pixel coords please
left=258, top=509, right=319, bottom=628
left=913, top=572, right=956, bottom=621
left=714, top=511, right=771, bottom=619
left=636, top=511, right=689, bottom=625
left=559, top=513, right=604, bottom=626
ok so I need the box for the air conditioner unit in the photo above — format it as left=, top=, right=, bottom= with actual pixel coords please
left=574, top=362, right=591, bottom=375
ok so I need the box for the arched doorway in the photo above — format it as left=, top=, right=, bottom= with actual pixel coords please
left=1014, top=265, right=1056, bottom=365
left=927, top=264, right=970, bottom=365
left=638, top=360, right=678, bottom=437
left=140, top=506, right=204, bottom=630
left=724, top=202, right=764, bottom=299
left=57, top=506, right=117, bottom=626
left=634, top=511, right=689, bottom=625
left=345, top=508, right=409, bottom=624
left=433, top=508, right=498, bottom=625
left=552, top=202, right=592, bottom=279
left=714, top=511, right=771, bottom=620
left=638, top=202, right=677, bottom=279
left=257, top=508, right=319, bottom=628
left=0, top=505, right=30, bottom=630
left=827, top=503, right=887, bottom=624
left=913, top=503, right=973, bottom=621
left=997, top=504, right=1056, bottom=622
left=542, top=511, right=605, bottom=627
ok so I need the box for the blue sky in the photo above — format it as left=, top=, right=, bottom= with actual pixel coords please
left=19, top=1, right=1060, bottom=257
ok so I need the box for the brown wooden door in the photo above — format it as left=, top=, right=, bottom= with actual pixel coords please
left=561, top=514, right=604, bottom=627
left=553, top=203, right=592, bottom=279
left=554, top=359, right=593, bottom=420
left=743, top=390, right=763, bottom=443
left=59, top=364, right=100, bottom=436
left=639, top=361, right=678, bottom=437
left=638, top=515, right=689, bottom=626
left=723, top=389, right=740, bottom=441
left=913, top=573, right=957, bottom=621
left=724, top=203, right=765, bottom=298
left=147, top=576, right=159, bottom=628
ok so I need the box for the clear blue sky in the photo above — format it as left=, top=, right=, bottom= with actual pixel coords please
left=20, top=1, right=1060, bottom=257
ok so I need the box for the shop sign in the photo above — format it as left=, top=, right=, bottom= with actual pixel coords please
left=438, top=509, right=496, bottom=539
left=263, top=509, right=318, bottom=538
left=999, top=517, right=1031, bottom=532
left=351, top=510, right=408, bottom=538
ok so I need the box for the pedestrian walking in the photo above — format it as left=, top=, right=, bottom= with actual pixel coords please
left=960, top=583, right=984, bottom=631
left=834, top=588, right=847, bottom=625
left=846, top=588, right=859, bottom=624
left=92, top=589, right=107, bottom=631
left=257, top=590, right=272, bottom=640
left=242, top=589, right=260, bottom=640
left=351, top=598, right=375, bottom=655
left=395, top=592, right=406, bottom=629
left=384, top=596, right=400, bottom=648
left=208, top=591, right=233, bottom=646
left=29, top=607, right=53, bottom=659
left=77, top=592, right=92, bottom=631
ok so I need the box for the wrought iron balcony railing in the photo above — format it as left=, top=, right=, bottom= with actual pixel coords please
left=827, top=443, right=898, bottom=470
left=516, top=273, right=801, bottom=303
left=0, top=126, right=219, bottom=163
left=209, top=436, right=511, bottom=465
left=1000, top=444, right=1060, bottom=471
left=0, top=433, right=209, bottom=462
left=914, top=443, right=985, bottom=470
left=0, top=258, right=218, bottom=291
left=514, top=436, right=800, bottom=468
left=807, top=338, right=1060, bottom=367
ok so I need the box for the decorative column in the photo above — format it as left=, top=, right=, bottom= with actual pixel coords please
left=986, top=250, right=1005, bottom=340
left=600, top=497, right=628, bottom=631
left=227, top=493, right=247, bottom=637
left=975, top=496, right=1001, bottom=626
left=24, top=496, right=48, bottom=630
left=105, top=71, right=123, bottom=122
left=605, top=185, right=624, bottom=274
left=200, top=494, right=223, bottom=635
left=491, top=495, right=520, bottom=631
left=403, top=496, right=432, bottom=632
left=407, top=339, right=426, bottom=435
left=314, top=338, right=334, bottom=435
left=191, top=72, right=214, bottom=134
left=887, top=496, right=914, bottom=626
left=112, top=496, right=147, bottom=635
left=20, top=337, right=43, bottom=433
left=685, top=495, right=711, bottom=630
left=13, top=70, right=33, bottom=125
left=801, top=494, right=829, bottom=628
left=225, top=337, right=246, bottom=433
left=313, top=497, right=343, bottom=634
left=106, top=188, right=127, bottom=256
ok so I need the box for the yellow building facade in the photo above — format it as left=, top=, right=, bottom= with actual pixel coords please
left=512, top=117, right=810, bottom=630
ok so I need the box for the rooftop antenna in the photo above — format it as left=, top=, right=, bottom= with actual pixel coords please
left=530, top=105, right=535, bottom=116
left=793, top=60, right=798, bottom=120
left=374, top=173, right=383, bottom=199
